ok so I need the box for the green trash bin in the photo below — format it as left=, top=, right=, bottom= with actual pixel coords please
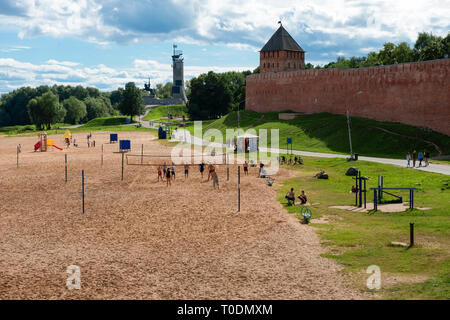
left=354, top=153, right=359, bottom=161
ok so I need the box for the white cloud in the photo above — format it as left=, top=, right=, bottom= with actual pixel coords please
left=1, top=0, right=448, bottom=47
left=0, top=45, right=32, bottom=53
left=0, top=58, right=254, bottom=92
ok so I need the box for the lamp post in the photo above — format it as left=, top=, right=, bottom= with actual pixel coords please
left=346, top=91, right=363, bottom=160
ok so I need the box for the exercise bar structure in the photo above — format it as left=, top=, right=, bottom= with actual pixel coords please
left=353, top=170, right=369, bottom=208
left=371, top=187, right=417, bottom=211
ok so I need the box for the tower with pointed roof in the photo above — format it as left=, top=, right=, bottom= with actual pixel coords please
left=260, top=24, right=305, bottom=73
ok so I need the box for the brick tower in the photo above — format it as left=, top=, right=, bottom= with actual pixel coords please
left=260, top=24, right=305, bottom=73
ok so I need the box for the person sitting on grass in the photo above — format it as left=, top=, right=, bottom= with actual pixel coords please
left=285, top=188, right=295, bottom=205
left=259, top=161, right=265, bottom=177
left=298, top=190, right=307, bottom=205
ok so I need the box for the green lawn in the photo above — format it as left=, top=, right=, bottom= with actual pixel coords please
left=275, top=156, right=449, bottom=299
left=142, top=105, right=187, bottom=121
left=185, top=111, right=450, bottom=159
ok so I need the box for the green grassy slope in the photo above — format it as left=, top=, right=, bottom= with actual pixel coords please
left=143, top=105, right=187, bottom=121
left=187, top=111, right=450, bottom=159
left=276, top=156, right=450, bottom=299
left=82, top=116, right=134, bottom=127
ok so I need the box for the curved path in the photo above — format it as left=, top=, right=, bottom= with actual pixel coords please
left=164, top=128, right=450, bottom=176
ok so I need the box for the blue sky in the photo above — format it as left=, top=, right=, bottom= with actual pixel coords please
left=0, top=0, right=449, bottom=94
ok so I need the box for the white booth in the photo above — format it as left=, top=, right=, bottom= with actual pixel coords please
left=236, top=133, right=259, bottom=153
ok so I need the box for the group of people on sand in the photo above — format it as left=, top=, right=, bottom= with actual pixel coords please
left=406, top=150, right=430, bottom=168
left=157, top=162, right=182, bottom=186
left=285, top=188, right=308, bottom=205
left=156, top=161, right=220, bottom=189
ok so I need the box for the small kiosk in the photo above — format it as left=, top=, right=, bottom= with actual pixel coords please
left=236, top=133, right=259, bottom=153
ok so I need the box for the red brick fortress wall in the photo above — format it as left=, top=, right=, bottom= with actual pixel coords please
left=246, top=59, right=450, bottom=136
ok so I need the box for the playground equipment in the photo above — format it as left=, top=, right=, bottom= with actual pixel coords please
left=34, top=132, right=63, bottom=152
left=110, top=133, right=118, bottom=143
left=296, top=207, right=312, bottom=224
left=353, top=170, right=369, bottom=208
left=64, top=130, right=72, bottom=147
left=370, top=181, right=417, bottom=211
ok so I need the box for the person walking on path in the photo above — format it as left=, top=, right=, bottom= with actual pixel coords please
left=424, top=150, right=430, bottom=167
left=412, top=150, right=417, bottom=168
left=418, top=151, right=424, bottom=167
left=406, top=153, right=411, bottom=168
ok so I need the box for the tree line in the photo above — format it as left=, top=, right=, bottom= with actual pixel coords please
left=187, top=70, right=255, bottom=120
left=0, top=83, right=148, bottom=129
left=305, top=32, right=450, bottom=69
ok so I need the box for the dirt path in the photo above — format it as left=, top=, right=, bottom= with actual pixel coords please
left=0, top=132, right=367, bottom=299
left=372, top=126, right=442, bottom=155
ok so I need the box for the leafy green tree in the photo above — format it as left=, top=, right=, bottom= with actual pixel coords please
left=72, top=85, right=89, bottom=101
left=364, top=51, right=381, bottom=66
left=0, top=102, right=11, bottom=126
left=155, top=82, right=173, bottom=99
left=187, top=71, right=232, bottom=120
left=27, top=91, right=65, bottom=130
left=442, top=33, right=450, bottom=57
left=414, top=32, right=446, bottom=61
left=84, top=97, right=111, bottom=121
left=392, top=42, right=414, bottom=63
left=378, top=42, right=396, bottom=65
left=118, top=82, right=145, bottom=121
left=63, top=96, right=87, bottom=124
left=110, top=88, right=124, bottom=109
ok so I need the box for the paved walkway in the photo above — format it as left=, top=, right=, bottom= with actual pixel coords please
left=135, top=113, right=450, bottom=176
left=166, top=128, right=450, bottom=176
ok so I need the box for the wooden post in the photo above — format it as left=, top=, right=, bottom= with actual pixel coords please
left=227, top=153, right=229, bottom=181
left=65, top=154, right=68, bottom=183
left=82, top=170, right=85, bottom=214
left=238, top=166, right=241, bottom=212
left=101, top=144, right=104, bottom=166
left=141, top=144, right=144, bottom=165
